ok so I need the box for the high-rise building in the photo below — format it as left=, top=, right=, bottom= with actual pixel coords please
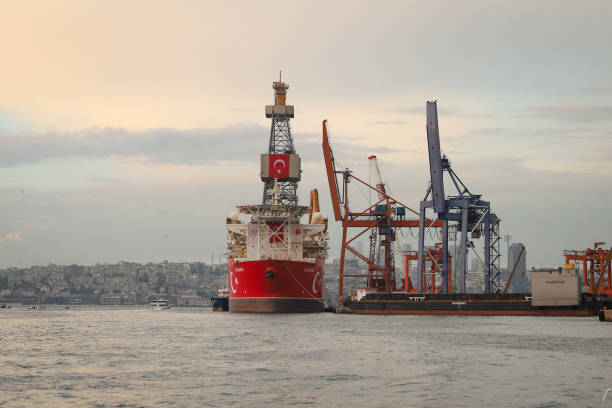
left=508, top=243, right=528, bottom=293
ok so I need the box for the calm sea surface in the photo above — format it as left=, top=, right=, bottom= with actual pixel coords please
left=1, top=306, right=610, bottom=407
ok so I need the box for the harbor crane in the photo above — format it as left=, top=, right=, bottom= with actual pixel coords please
left=564, top=242, right=612, bottom=295
left=417, top=101, right=501, bottom=294
left=322, top=120, right=442, bottom=304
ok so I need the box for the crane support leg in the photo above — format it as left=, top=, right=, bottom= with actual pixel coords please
left=484, top=215, right=491, bottom=293
left=384, top=201, right=391, bottom=292
left=442, top=219, right=449, bottom=294
left=460, top=206, right=468, bottom=293
left=417, top=201, right=427, bottom=293
left=338, top=223, right=348, bottom=305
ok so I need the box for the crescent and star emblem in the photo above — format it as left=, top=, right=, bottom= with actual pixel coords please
left=312, top=271, right=320, bottom=294
left=273, top=159, right=286, bottom=175
left=230, top=271, right=238, bottom=294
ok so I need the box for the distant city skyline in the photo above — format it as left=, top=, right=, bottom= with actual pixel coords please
left=509, top=243, right=529, bottom=293
left=1, top=1, right=611, bottom=268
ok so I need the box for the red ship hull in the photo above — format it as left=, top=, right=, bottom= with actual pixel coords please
left=228, top=257, right=324, bottom=313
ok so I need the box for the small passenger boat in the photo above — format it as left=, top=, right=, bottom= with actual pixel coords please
left=150, top=299, right=171, bottom=310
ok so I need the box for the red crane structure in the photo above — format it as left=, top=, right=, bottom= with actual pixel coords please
left=322, top=120, right=443, bottom=304
left=366, top=155, right=389, bottom=290
left=563, top=242, right=612, bottom=295
left=403, top=243, right=452, bottom=294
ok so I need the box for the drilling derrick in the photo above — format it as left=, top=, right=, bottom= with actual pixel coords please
left=262, top=74, right=300, bottom=206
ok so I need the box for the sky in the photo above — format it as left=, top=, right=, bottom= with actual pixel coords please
left=0, top=0, right=611, bottom=269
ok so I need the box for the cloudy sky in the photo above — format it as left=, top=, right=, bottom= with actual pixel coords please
left=1, top=1, right=611, bottom=269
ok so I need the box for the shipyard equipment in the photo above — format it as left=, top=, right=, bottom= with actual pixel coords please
left=322, top=120, right=442, bottom=304
left=366, top=155, right=395, bottom=290
left=563, top=242, right=612, bottom=295
left=322, top=102, right=611, bottom=315
left=404, top=244, right=453, bottom=294
left=417, top=101, right=501, bottom=294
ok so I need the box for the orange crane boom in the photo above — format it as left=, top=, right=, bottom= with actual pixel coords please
left=322, top=120, right=343, bottom=222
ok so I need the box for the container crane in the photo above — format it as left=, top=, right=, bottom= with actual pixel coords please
left=417, top=101, right=501, bottom=294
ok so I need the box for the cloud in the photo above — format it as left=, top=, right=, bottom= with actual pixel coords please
left=0, top=125, right=267, bottom=168
left=84, top=177, right=128, bottom=184
left=369, top=120, right=409, bottom=125
left=527, top=105, right=612, bottom=122
left=0, top=232, right=22, bottom=244
left=0, top=125, right=415, bottom=169
left=0, top=110, right=25, bottom=134
left=378, top=105, right=495, bottom=119
left=467, top=127, right=509, bottom=136
left=382, top=106, right=456, bottom=116
left=387, top=106, right=426, bottom=115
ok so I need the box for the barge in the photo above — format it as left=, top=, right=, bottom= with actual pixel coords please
left=342, top=267, right=610, bottom=316
left=343, top=292, right=608, bottom=316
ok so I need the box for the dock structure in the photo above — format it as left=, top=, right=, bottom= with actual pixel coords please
left=321, top=101, right=505, bottom=304
left=320, top=101, right=611, bottom=317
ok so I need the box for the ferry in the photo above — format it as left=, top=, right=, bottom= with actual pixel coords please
left=150, top=299, right=171, bottom=310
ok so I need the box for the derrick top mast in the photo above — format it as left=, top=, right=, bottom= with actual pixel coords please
left=272, top=79, right=288, bottom=105
left=261, top=74, right=301, bottom=206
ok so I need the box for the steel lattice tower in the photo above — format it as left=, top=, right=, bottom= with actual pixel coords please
left=262, top=77, right=299, bottom=206
left=487, top=217, right=502, bottom=292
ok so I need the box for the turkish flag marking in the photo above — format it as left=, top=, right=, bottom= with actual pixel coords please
left=269, top=154, right=290, bottom=179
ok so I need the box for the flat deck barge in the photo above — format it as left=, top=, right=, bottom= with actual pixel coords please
left=343, top=293, right=609, bottom=316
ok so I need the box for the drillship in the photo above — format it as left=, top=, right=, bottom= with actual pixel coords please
left=225, top=76, right=328, bottom=313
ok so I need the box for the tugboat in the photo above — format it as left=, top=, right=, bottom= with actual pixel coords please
left=225, top=76, right=328, bottom=313
left=211, top=288, right=229, bottom=311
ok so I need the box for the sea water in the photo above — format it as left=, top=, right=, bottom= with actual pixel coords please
left=1, top=306, right=610, bottom=407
